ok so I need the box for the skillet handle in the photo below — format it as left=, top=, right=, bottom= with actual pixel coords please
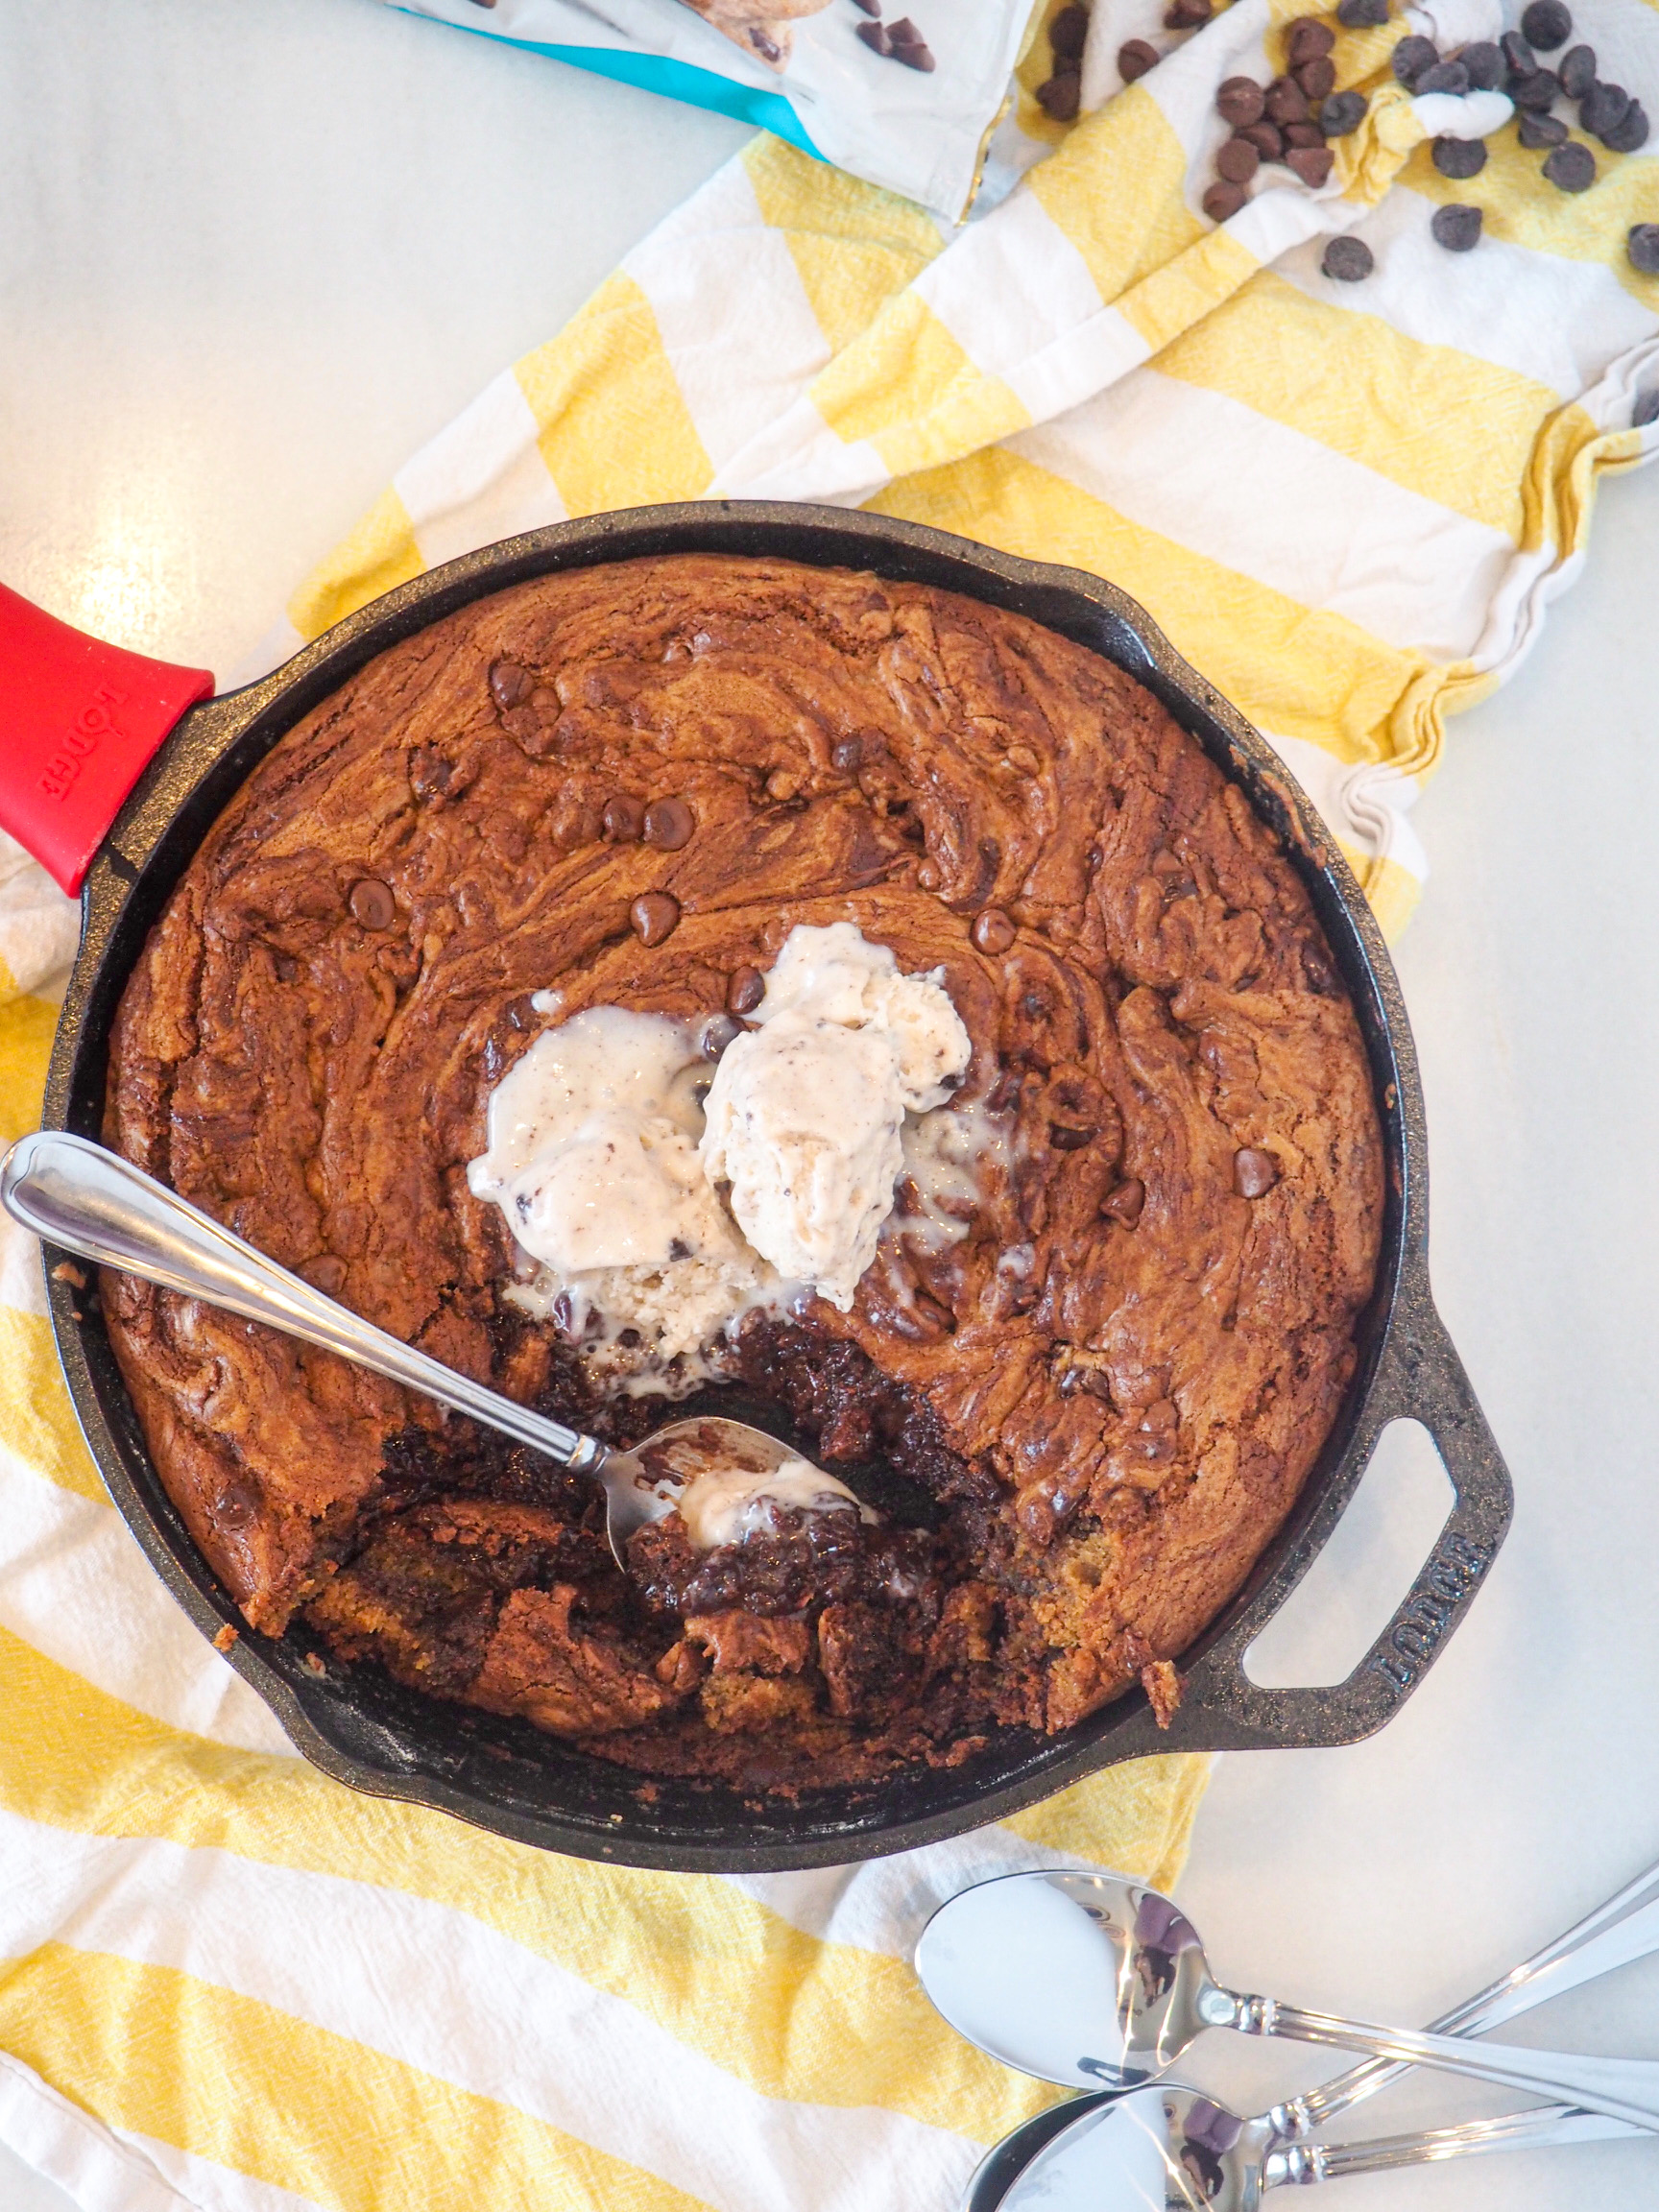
left=1187, top=1290, right=1513, bottom=1749
left=0, top=581, right=213, bottom=897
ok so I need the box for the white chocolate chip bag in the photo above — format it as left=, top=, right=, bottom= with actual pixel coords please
left=386, top=0, right=1044, bottom=219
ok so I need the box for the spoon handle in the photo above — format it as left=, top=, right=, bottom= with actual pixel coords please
left=1, top=1131, right=604, bottom=1477
left=1235, top=1995, right=1659, bottom=2130
left=1281, top=1854, right=1659, bottom=2135
left=1263, top=2102, right=1643, bottom=2189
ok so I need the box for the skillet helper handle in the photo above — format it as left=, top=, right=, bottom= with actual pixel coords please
left=0, top=580, right=214, bottom=896
left=1223, top=1289, right=1512, bottom=1745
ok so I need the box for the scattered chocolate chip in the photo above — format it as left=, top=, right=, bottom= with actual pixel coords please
left=1433, top=132, right=1487, bottom=177
left=1459, top=39, right=1503, bottom=89
left=1336, top=0, right=1388, bottom=24
left=1203, top=180, right=1248, bottom=220
left=348, top=877, right=396, bottom=929
left=1234, top=1146, right=1280, bottom=1198
left=1414, top=58, right=1470, bottom=92
left=1285, top=119, right=1327, bottom=147
left=1581, top=78, right=1630, bottom=133
left=1431, top=202, right=1483, bottom=250
left=1518, top=109, right=1569, bottom=145
left=631, top=892, right=681, bottom=947
left=1164, top=0, right=1212, bottom=26
left=830, top=733, right=864, bottom=771
left=887, top=15, right=935, bottom=64
left=1218, top=74, right=1265, bottom=125
left=505, top=992, right=539, bottom=1031
left=857, top=18, right=892, bottom=51
left=1544, top=138, right=1597, bottom=189
left=1558, top=42, right=1596, bottom=98
left=727, top=965, right=766, bottom=1015
left=1265, top=74, right=1310, bottom=123
left=700, top=1013, right=742, bottom=1059
left=1391, top=34, right=1438, bottom=86
left=1049, top=4, right=1090, bottom=60
left=217, top=1480, right=258, bottom=1533
left=1520, top=0, right=1571, bottom=50
left=1322, top=233, right=1375, bottom=279
left=1634, top=388, right=1659, bottom=428
left=1286, top=15, right=1335, bottom=63
left=1510, top=65, right=1560, bottom=108
left=1630, top=224, right=1659, bottom=275
left=1240, top=118, right=1286, bottom=156
left=1049, top=1121, right=1098, bottom=1151
left=1602, top=99, right=1649, bottom=153
left=300, top=1254, right=348, bottom=1296
left=1038, top=68, right=1082, bottom=118
left=1118, top=36, right=1160, bottom=78
left=916, top=857, right=944, bottom=890
left=972, top=905, right=1018, bottom=954
left=488, top=660, right=533, bottom=711
left=1217, top=134, right=1262, bottom=182
left=1287, top=144, right=1334, bottom=184
left=1320, top=89, right=1368, bottom=135
left=602, top=793, right=643, bottom=842
left=1500, top=29, right=1536, bottom=77
left=1101, top=1177, right=1145, bottom=1226
left=642, top=796, right=695, bottom=851
left=851, top=0, right=881, bottom=14
left=1295, top=55, right=1336, bottom=99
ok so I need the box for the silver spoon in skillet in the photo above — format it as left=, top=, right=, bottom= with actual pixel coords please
left=1, top=1130, right=858, bottom=1574
left=915, top=1870, right=1659, bottom=2128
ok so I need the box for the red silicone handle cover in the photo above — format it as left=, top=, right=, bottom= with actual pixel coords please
left=0, top=582, right=214, bottom=897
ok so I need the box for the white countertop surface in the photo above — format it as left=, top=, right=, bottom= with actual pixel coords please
left=3, top=4, right=1657, bottom=2207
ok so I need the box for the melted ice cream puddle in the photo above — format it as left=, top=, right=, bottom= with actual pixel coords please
left=676, top=1457, right=877, bottom=1548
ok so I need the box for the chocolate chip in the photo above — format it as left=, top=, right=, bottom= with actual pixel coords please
left=1500, top=29, right=1535, bottom=77
left=1518, top=109, right=1568, bottom=145
left=488, top=660, right=533, bottom=710
left=1391, top=34, right=1438, bottom=86
left=1558, top=43, right=1595, bottom=98
left=1285, top=119, right=1327, bottom=147
left=1634, top=389, right=1659, bottom=428
left=1630, top=224, right=1659, bottom=275
left=1049, top=1121, right=1098, bottom=1151
left=887, top=15, right=934, bottom=65
left=1580, top=79, right=1628, bottom=135
left=300, top=1254, right=348, bottom=1297
left=1101, top=1177, right=1145, bottom=1226
left=1265, top=74, right=1310, bottom=123
left=1414, top=59, right=1469, bottom=93
left=1118, top=36, right=1160, bottom=78
left=1287, top=144, right=1334, bottom=184
left=1459, top=40, right=1503, bottom=88
left=1203, top=180, right=1248, bottom=220
left=851, top=0, right=880, bottom=14
left=217, top=1480, right=259, bottom=1532
left=1431, top=202, right=1483, bottom=250
left=700, top=1013, right=741, bottom=1059
left=1510, top=66, right=1560, bottom=108
left=642, top=796, right=695, bottom=850
left=1049, top=4, right=1090, bottom=60
left=1521, top=0, right=1571, bottom=49
left=1164, top=0, right=1211, bottom=26
left=630, top=892, right=681, bottom=947
left=1239, top=118, right=1286, bottom=156
left=348, top=878, right=396, bottom=929
left=1217, top=135, right=1261, bottom=182
left=1335, top=0, right=1387, bottom=25
left=1320, top=90, right=1368, bottom=135
left=1433, top=132, right=1487, bottom=177
left=602, top=793, right=643, bottom=842
left=972, top=905, right=1017, bottom=954
left=1038, top=68, right=1082, bottom=118
left=856, top=18, right=892, bottom=51
left=830, top=733, right=864, bottom=771
left=1601, top=99, right=1648, bottom=153
left=1218, top=75, right=1265, bottom=125
left=1544, top=138, right=1596, bottom=189
left=1286, top=16, right=1335, bottom=64
left=728, top=965, right=766, bottom=1016
left=916, top=858, right=944, bottom=891
left=1322, top=234, right=1375, bottom=279
left=1234, top=1146, right=1280, bottom=1198
left=1295, top=56, right=1336, bottom=99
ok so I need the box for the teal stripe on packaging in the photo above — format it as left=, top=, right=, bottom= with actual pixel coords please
left=391, top=7, right=825, bottom=157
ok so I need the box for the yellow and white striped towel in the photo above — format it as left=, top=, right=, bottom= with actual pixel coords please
left=3, top=0, right=1656, bottom=2201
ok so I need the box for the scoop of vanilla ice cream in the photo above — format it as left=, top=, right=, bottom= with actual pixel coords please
left=699, top=924, right=972, bottom=1310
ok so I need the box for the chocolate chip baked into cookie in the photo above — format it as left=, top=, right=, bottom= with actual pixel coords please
left=104, top=553, right=1383, bottom=1794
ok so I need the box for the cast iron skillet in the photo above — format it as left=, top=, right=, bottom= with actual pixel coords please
left=12, top=501, right=1513, bottom=1872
